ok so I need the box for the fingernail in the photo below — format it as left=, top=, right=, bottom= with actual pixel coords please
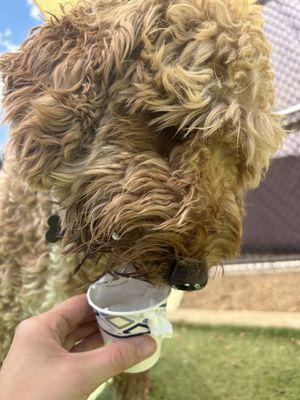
left=136, top=336, right=157, bottom=359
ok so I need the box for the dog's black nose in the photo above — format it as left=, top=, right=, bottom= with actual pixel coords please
left=169, top=260, right=208, bottom=291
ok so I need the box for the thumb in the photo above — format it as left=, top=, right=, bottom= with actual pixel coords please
left=72, top=335, right=157, bottom=387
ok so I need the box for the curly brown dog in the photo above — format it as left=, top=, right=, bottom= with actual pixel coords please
left=0, top=0, right=284, bottom=398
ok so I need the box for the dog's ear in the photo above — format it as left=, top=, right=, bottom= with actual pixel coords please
left=123, top=0, right=285, bottom=189
left=0, top=1, right=139, bottom=190
left=0, top=14, right=91, bottom=189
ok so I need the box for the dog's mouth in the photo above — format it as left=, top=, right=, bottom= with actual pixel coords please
left=45, top=214, right=209, bottom=291
left=101, top=261, right=208, bottom=292
left=100, top=257, right=209, bottom=292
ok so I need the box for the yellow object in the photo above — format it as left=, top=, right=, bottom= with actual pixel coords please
left=34, top=0, right=257, bottom=20
left=33, top=0, right=80, bottom=19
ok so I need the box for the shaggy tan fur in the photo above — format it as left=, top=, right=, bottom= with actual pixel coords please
left=0, top=0, right=284, bottom=398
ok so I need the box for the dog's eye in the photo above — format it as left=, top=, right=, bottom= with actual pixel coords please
left=154, top=125, right=185, bottom=160
left=165, top=125, right=184, bottom=144
left=148, top=111, right=185, bottom=158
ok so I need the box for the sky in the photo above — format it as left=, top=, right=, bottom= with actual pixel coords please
left=0, top=0, right=42, bottom=151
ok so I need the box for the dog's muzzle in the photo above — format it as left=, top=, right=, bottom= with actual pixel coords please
left=169, top=261, right=208, bottom=291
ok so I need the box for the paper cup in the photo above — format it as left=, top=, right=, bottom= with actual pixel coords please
left=87, top=274, right=172, bottom=373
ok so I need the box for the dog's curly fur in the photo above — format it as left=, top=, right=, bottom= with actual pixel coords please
left=0, top=0, right=284, bottom=398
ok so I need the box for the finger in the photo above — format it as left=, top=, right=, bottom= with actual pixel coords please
left=64, top=321, right=99, bottom=351
left=38, top=294, right=94, bottom=342
left=71, top=332, right=104, bottom=353
left=70, top=336, right=157, bottom=386
left=80, top=313, right=97, bottom=325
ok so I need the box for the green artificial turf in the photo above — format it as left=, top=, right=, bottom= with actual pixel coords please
left=95, top=325, right=300, bottom=400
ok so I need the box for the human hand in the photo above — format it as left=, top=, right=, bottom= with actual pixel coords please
left=0, top=294, right=156, bottom=400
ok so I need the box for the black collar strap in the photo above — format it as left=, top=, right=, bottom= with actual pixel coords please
left=45, top=214, right=63, bottom=243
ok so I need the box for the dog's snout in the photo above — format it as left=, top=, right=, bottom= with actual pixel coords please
left=169, top=260, right=208, bottom=291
